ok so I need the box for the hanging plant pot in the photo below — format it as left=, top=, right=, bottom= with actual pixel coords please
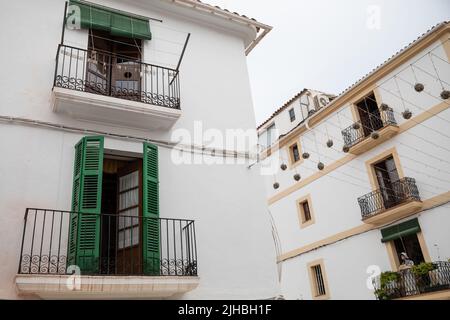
left=326, top=139, right=334, bottom=148
left=380, top=103, right=389, bottom=111
left=371, top=131, right=380, bottom=139
left=317, top=162, right=325, bottom=170
left=342, top=145, right=350, bottom=153
left=402, top=109, right=412, bottom=120
left=352, top=122, right=361, bottom=130
left=293, top=173, right=301, bottom=181
left=414, top=83, right=424, bottom=92
left=441, top=90, right=450, bottom=100
left=280, top=163, right=287, bottom=171
left=273, top=182, right=280, bottom=189
left=302, top=152, right=310, bottom=159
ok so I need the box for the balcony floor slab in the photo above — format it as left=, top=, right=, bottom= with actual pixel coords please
left=349, top=125, right=399, bottom=155
left=15, top=274, right=199, bottom=299
left=52, top=87, right=181, bottom=130
left=362, top=200, right=423, bottom=225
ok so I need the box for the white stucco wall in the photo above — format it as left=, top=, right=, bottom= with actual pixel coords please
left=257, top=90, right=332, bottom=149
left=279, top=208, right=450, bottom=300
left=0, top=0, right=280, bottom=299
left=265, top=33, right=450, bottom=299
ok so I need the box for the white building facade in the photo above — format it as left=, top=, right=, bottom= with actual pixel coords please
left=259, top=22, right=450, bottom=300
left=0, top=0, right=280, bottom=299
left=257, top=89, right=335, bottom=151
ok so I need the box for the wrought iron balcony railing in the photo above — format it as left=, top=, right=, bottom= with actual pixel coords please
left=53, top=44, right=180, bottom=109
left=358, top=177, right=420, bottom=219
left=18, top=208, right=197, bottom=276
left=341, top=108, right=397, bottom=148
left=373, top=261, right=450, bottom=299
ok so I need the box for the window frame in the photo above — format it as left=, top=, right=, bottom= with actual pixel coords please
left=296, top=194, right=316, bottom=228
left=266, top=123, right=276, bottom=148
left=365, top=147, right=405, bottom=191
left=289, top=108, right=296, bottom=122
left=287, top=140, right=303, bottom=168
left=307, top=259, right=330, bottom=300
left=350, top=88, right=383, bottom=124
left=385, top=231, right=431, bottom=271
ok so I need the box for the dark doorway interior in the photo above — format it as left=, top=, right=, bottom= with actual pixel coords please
left=393, top=233, right=425, bottom=265
left=86, top=29, right=142, bottom=100
left=100, top=156, right=143, bottom=275
left=374, top=156, right=400, bottom=209
left=356, top=93, right=383, bottom=136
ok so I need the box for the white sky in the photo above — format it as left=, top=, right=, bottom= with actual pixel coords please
left=205, top=0, right=450, bottom=125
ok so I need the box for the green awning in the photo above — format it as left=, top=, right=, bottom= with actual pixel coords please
left=68, top=0, right=152, bottom=40
left=380, top=218, right=421, bottom=243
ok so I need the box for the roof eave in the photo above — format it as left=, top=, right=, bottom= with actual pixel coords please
left=164, top=0, right=272, bottom=55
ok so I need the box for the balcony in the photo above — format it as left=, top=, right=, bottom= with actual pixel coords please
left=358, top=177, right=422, bottom=225
left=52, top=45, right=181, bottom=130
left=341, top=108, right=399, bottom=155
left=373, top=261, right=450, bottom=300
left=15, top=208, right=199, bottom=299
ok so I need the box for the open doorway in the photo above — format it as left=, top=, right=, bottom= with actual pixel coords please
left=86, top=29, right=142, bottom=100
left=393, top=233, right=425, bottom=265
left=356, top=92, right=383, bottom=136
left=100, top=153, right=143, bottom=275
left=373, top=155, right=401, bottom=209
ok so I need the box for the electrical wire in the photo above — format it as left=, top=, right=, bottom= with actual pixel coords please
left=0, top=115, right=255, bottom=160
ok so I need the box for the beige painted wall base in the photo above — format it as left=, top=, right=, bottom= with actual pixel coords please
left=15, top=274, right=199, bottom=299
left=362, top=200, right=423, bottom=225
left=349, top=126, right=399, bottom=155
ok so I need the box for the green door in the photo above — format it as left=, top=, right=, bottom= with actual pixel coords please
left=142, top=142, right=160, bottom=275
left=68, top=136, right=104, bottom=274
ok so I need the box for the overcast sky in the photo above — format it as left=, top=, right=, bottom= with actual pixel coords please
left=205, top=0, right=450, bottom=125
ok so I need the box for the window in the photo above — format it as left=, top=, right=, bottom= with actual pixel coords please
left=355, top=92, right=383, bottom=136
left=373, top=155, right=401, bottom=209
left=266, top=123, right=276, bottom=147
left=381, top=218, right=430, bottom=270
left=296, top=195, right=315, bottom=228
left=393, top=233, right=425, bottom=266
left=291, top=144, right=300, bottom=163
left=87, top=29, right=142, bottom=99
left=287, top=141, right=303, bottom=168
left=312, top=265, right=326, bottom=296
left=301, top=201, right=311, bottom=222
left=289, top=108, right=296, bottom=122
left=308, top=260, right=330, bottom=299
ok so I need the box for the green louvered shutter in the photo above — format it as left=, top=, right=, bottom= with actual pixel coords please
left=142, top=142, right=160, bottom=275
left=68, top=136, right=104, bottom=273
left=68, top=0, right=152, bottom=40
left=68, top=139, right=83, bottom=268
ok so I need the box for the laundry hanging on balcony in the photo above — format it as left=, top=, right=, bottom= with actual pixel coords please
left=68, top=0, right=152, bottom=40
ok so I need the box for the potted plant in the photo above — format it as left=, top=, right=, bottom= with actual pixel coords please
left=374, top=271, right=401, bottom=300
left=411, top=262, right=437, bottom=292
left=374, top=288, right=389, bottom=300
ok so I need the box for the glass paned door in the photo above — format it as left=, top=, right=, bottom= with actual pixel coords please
left=374, top=156, right=400, bottom=209
left=117, top=161, right=142, bottom=274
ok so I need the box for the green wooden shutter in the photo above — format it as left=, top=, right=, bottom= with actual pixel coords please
left=68, top=139, right=83, bottom=267
left=142, top=142, right=160, bottom=275
left=68, top=136, right=104, bottom=273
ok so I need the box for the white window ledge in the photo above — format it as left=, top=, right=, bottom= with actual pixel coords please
left=15, top=274, right=199, bottom=299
